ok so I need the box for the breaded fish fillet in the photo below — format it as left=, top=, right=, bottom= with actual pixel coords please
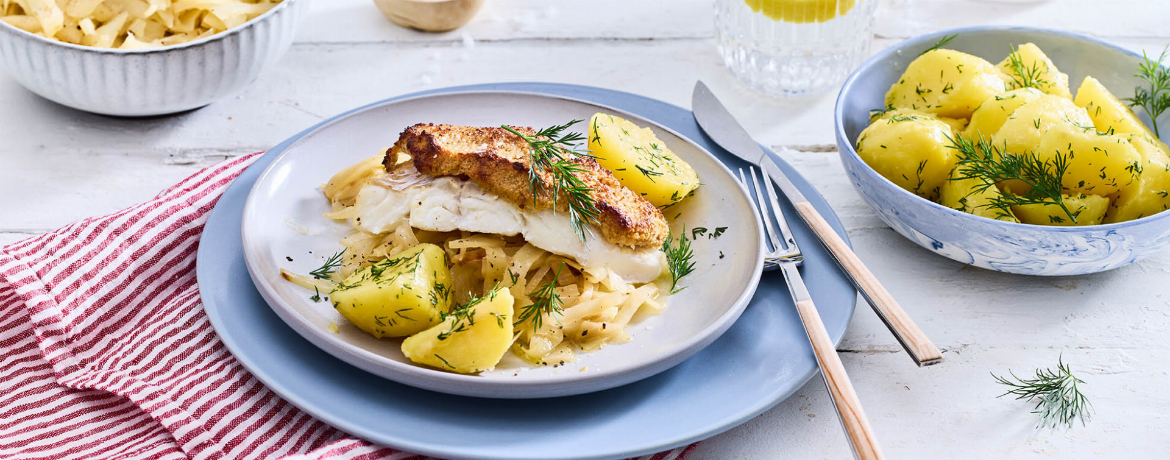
left=388, top=123, right=669, bottom=249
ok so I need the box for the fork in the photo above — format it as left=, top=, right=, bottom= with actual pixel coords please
left=738, top=167, right=885, bottom=460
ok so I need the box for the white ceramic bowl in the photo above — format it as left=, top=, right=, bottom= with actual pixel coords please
left=0, top=0, right=309, bottom=117
left=240, top=90, right=764, bottom=398
left=836, top=26, right=1170, bottom=276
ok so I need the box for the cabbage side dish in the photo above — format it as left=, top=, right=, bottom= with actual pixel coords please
left=283, top=113, right=705, bottom=374
left=857, top=42, right=1170, bottom=226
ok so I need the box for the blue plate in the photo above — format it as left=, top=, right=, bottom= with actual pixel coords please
left=197, top=83, right=858, bottom=460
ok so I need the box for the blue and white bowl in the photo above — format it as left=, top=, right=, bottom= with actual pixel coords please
left=835, top=26, right=1170, bottom=276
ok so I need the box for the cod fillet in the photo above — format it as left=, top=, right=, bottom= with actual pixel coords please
left=388, top=123, right=669, bottom=249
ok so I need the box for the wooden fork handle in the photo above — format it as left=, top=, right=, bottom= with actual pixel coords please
left=793, top=201, right=944, bottom=367
left=795, top=298, right=885, bottom=460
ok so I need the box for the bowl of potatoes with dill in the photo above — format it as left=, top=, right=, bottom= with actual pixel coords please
left=835, top=27, right=1170, bottom=275
left=0, top=0, right=308, bottom=116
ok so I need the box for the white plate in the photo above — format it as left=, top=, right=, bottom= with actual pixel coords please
left=240, top=91, right=763, bottom=398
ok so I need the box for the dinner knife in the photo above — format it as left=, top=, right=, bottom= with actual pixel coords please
left=692, top=80, right=943, bottom=367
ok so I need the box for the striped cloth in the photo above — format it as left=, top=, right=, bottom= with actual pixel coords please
left=0, top=154, right=696, bottom=460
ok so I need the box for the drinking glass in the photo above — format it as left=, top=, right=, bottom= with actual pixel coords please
left=715, top=0, right=878, bottom=97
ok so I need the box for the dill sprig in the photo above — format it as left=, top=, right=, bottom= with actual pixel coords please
left=920, top=33, right=957, bottom=56
left=662, top=227, right=696, bottom=294
left=515, top=263, right=566, bottom=329
left=993, top=357, right=1092, bottom=428
left=1005, top=46, right=1049, bottom=91
left=946, top=133, right=1078, bottom=222
left=309, top=249, right=344, bottom=280
left=1125, top=46, right=1170, bottom=138
left=503, top=121, right=601, bottom=242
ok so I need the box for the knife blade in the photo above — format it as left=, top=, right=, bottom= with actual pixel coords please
left=692, top=80, right=943, bottom=367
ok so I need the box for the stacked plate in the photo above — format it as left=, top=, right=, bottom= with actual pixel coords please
left=196, top=83, right=858, bottom=460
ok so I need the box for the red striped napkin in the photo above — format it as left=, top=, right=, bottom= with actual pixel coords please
left=0, top=154, right=696, bottom=460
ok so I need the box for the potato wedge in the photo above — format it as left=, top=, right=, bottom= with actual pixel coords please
left=330, top=243, right=453, bottom=338
left=996, top=43, right=1072, bottom=99
left=1012, top=193, right=1109, bottom=226
left=938, top=167, right=1019, bottom=222
left=1106, top=134, right=1170, bottom=222
left=1032, top=125, right=1141, bottom=196
left=856, top=109, right=959, bottom=201
left=401, top=286, right=514, bottom=374
left=884, top=49, right=1007, bottom=119
left=964, top=88, right=1045, bottom=140
left=588, top=113, right=699, bottom=207
left=1074, top=76, right=1167, bottom=150
left=994, top=94, right=1094, bottom=158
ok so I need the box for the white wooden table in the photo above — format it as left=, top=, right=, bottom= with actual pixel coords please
left=4, top=1, right=1169, bottom=458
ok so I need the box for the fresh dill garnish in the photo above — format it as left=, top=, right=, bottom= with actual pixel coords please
left=1005, top=46, right=1049, bottom=91
left=662, top=227, right=696, bottom=294
left=920, top=33, right=957, bottom=56
left=887, top=115, right=918, bottom=123
left=711, top=226, right=727, bottom=238
left=310, top=286, right=322, bottom=303
left=868, top=103, right=895, bottom=121
left=947, top=133, right=1078, bottom=222
left=691, top=226, right=708, bottom=239
left=436, top=284, right=498, bottom=341
left=993, top=356, right=1092, bottom=428
left=635, top=164, right=664, bottom=181
left=515, top=263, right=566, bottom=329
left=1125, top=46, right=1170, bottom=138
left=309, top=249, right=344, bottom=280
left=503, top=121, right=601, bottom=242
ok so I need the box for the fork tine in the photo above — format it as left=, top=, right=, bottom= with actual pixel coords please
left=748, top=167, right=785, bottom=253
left=759, top=166, right=801, bottom=257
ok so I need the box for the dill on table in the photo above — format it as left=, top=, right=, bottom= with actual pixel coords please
left=515, top=263, right=566, bottom=329
left=662, top=227, right=696, bottom=294
left=1125, top=46, right=1170, bottom=138
left=309, top=249, right=344, bottom=280
left=920, top=33, right=957, bottom=56
left=993, top=356, right=1092, bottom=428
left=1005, top=46, right=1049, bottom=91
left=945, top=133, right=1078, bottom=223
left=504, top=121, right=601, bottom=243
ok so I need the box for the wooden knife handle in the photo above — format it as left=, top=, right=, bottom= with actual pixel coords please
left=795, top=298, right=885, bottom=460
left=794, top=201, right=944, bottom=367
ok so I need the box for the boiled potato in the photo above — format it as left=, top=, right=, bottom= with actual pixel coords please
left=1012, top=193, right=1110, bottom=226
left=330, top=243, right=453, bottom=338
left=938, top=167, right=1019, bottom=222
left=994, top=94, right=1094, bottom=158
left=588, top=113, right=699, bottom=207
left=996, top=43, right=1072, bottom=99
left=401, top=286, right=514, bottom=374
left=1032, top=125, right=1141, bottom=196
left=885, top=49, right=1007, bottom=119
left=856, top=109, right=958, bottom=200
left=1106, top=134, right=1170, bottom=222
left=1074, top=76, right=1167, bottom=149
left=964, top=88, right=1045, bottom=140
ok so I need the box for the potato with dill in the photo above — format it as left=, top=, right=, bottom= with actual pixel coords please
left=401, top=285, right=514, bottom=374
left=1107, top=134, right=1170, bottom=222
left=996, top=43, right=1072, bottom=99
left=329, top=243, right=453, bottom=338
left=884, top=49, right=1007, bottom=119
left=588, top=113, right=699, bottom=208
left=1012, top=193, right=1110, bottom=226
left=856, top=109, right=959, bottom=201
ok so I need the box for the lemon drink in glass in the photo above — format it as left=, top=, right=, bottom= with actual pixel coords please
left=716, top=0, right=878, bottom=97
